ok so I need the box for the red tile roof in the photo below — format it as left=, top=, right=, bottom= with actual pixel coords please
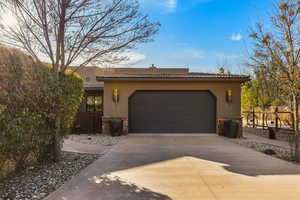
left=96, top=72, right=250, bottom=82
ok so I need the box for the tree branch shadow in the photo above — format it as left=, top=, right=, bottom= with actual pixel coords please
left=89, top=174, right=173, bottom=200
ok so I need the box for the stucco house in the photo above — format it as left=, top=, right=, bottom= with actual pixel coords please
left=71, top=66, right=249, bottom=135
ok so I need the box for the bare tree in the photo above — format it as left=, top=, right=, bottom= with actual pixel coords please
left=1, top=0, right=159, bottom=71
left=0, top=0, right=160, bottom=161
left=216, top=58, right=231, bottom=74
left=0, top=1, right=23, bottom=9
left=249, top=0, right=300, bottom=161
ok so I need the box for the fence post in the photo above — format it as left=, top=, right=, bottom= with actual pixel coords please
left=252, top=108, right=255, bottom=128
left=275, top=107, right=279, bottom=131
left=262, top=110, right=265, bottom=130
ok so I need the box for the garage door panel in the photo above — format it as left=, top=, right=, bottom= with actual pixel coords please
left=129, top=91, right=216, bottom=133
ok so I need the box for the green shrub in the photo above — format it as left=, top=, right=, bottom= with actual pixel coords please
left=0, top=47, right=84, bottom=177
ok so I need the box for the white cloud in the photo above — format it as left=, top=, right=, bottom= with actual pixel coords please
left=38, top=51, right=146, bottom=67
left=118, top=51, right=146, bottom=66
left=139, top=0, right=177, bottom=13
left=165, top=0, right=177, bottom=13
left=0, top=11, right=18, bottom=28
left=230, top=33, right=243, bottom=41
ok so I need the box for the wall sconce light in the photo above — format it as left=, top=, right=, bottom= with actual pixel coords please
left=226, top=89, right=233, bottom=103
left=113, top=88, right=119, bottom=103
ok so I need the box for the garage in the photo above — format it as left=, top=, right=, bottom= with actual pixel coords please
left=128, top=90, right=216, bottom=133
left=97, top=68, right=249, bottom=136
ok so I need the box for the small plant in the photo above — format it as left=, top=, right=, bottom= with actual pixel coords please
left=224, top=119, right=239, bottom=138
left=109, top=118, right=123, bottom=137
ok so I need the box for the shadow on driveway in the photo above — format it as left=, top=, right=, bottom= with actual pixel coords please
left=46, top=135, right=300, bottom=200
left=88, top=175, right=172, bottom=200
left=98, top=136, right=300, bottom=177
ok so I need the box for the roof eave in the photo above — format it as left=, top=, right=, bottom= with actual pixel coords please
left=84, top=87, right=103, bottom=91
left=96, top=77, right=250, bottom=83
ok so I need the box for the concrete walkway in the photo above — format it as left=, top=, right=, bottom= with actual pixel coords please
left=47, top=135, right=300, bottom=200
left=62, top=139, right=111, bottom=154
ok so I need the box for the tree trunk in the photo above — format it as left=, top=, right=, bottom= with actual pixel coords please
left=292, top=93, right=300, bottom=161
left=53, top=115, right=62, bottom=162
left=52, top=72, right=62, bottom=162
left=275, top=106, right=279, bottom=131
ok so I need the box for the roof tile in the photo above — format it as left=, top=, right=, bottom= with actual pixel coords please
left=96, top=72, right=250, bottom=82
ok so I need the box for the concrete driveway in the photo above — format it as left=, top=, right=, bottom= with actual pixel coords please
left=46, top=135, right=300, bottom=200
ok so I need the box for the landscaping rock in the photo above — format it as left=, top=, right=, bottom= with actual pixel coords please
left=233, top=140, right=292, bottom=161
left=0, top=152, right=101, bottom=200
left=263, top=149, right=276, bottom=155
left=68, top=134, right=122, bottom=146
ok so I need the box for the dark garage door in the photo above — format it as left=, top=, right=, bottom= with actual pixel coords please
left=129, top=90, right=216, bottom=133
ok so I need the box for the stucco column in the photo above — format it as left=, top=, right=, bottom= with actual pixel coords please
left=122, top=118, right=128, bottom=135
left=102, top=117, right=111, bottom=135
left=237, top=118, right=243, bottom=138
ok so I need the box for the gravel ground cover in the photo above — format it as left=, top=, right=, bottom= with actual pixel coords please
left=244, top=127, right=297, bottom=143
left=0, top=151, right=101, bottom=200
left=67, top=134, right=122, bottom=146
left=233, top=139, right=293, bottom=162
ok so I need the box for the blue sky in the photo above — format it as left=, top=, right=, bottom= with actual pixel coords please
left=127, top=0, right=272, bottom=73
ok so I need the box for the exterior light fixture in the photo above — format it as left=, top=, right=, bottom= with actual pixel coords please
left=113, top=88, right=119, bottom=103
left=226, top=89, right=233, bottom=103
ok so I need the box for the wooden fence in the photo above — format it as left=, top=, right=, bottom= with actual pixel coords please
left=242, top=107, right=298, bottom=131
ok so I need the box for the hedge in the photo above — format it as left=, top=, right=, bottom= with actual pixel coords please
left=0, top=47, right=84, bottom=177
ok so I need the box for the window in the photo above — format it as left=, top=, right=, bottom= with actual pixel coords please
left=87, top=96, right=95, bottom=112
left=86, top=95, right=103, bottom=112
left=94, top=96, right=103, bottom=112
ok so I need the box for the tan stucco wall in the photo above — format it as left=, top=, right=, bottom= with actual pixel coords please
left=103, top=81, right=242, bottom=120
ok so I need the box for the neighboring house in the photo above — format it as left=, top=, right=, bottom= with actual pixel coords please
left=71, top=66, right=249, bottom=135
